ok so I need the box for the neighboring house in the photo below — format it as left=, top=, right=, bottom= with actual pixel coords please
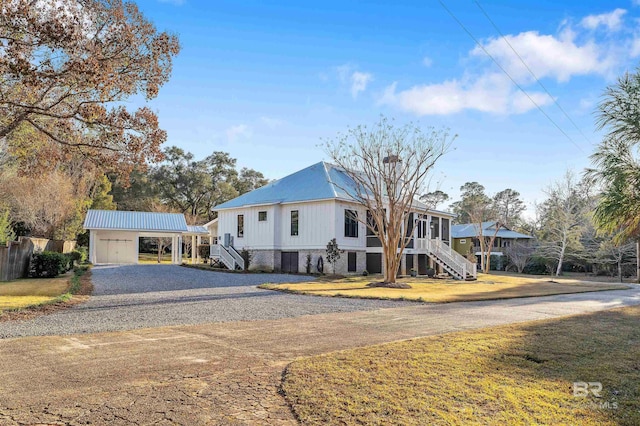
left=451, top=221, right=534, bottom=261
left=211, top=161, right=475, bottom=279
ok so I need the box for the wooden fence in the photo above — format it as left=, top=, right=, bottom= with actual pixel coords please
left=0, top=237, right=76, bottom=281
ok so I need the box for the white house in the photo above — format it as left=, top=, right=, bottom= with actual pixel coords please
left=211, top=162, right=476, bottom=279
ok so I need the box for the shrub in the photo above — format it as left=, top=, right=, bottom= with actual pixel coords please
left=197, top=244, right=210, bottom=259
left=240, top=248, right=252, bottom=271
left=69, top=250, right=83, bottom=267
left=305, top=253, right=312, bottom=274
left=362, top=269, right=369, bottom=276
left=426, top=268, right=435, bottom=278
left=30, top=251, right=69, bottom=278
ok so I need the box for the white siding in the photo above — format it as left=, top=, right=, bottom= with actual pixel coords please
left=217, top=205, right=277, bottom=249
left=279, top=201, right=335, bottom=249
left=334, top=201, right=367, bottom=250
left=217, top=200, right=337, bottom=250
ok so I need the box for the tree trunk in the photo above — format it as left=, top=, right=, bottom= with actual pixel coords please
left=618, top=257, right=622, bottom=283
left=556, top=240, right=566, bottom=276
left=636, top=239, right=640, bottom=284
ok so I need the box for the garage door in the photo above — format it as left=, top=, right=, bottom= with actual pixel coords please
left=96, top=236, right=137, bottom=264
left=281, top=252, right=299, bottom=273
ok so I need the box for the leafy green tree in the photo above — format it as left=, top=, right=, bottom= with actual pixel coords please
left=493, top=189, right=525, bottom=228
left=0, top=208, right=15, bottom=245
left=420, top=190, right=449, bottom=209
left=234, top=167, right=270, bottom=195
left=450, top=182, right=490, bottom=224
left=586, top=68, right=640, bottom=282
left=89, top=175, right=116, bottom=211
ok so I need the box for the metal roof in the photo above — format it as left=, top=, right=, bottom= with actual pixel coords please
left=214, top=161, right=454, bottom=216
left=451, top=221, right=533, bottom=239
left=84, top=210, right=188, bottom=232
left=186, top=225, right=209, bottom=235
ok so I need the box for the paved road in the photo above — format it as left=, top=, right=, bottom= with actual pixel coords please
left=0, top=264, right=411, bottom=338
left=0, top=285, right=638, bottom=425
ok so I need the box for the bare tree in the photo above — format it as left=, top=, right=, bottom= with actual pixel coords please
left=504, top=241, right=536, bottom=274
left=536, top=171, right=591, bottom=276
left=325, top=116, right=454, bottom=285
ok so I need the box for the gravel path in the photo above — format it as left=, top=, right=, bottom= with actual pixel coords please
left=0, top=264, right=411, bottom=338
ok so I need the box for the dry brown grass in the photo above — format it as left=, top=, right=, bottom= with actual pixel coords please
left=260, top=273, right=629, bottom=303
left=0, top=274, right=71, bottom=311
left=283, top=306, right=640, bottom=426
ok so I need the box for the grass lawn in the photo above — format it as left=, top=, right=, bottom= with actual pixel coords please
left=0, top=274, right=72, bottom=311
left=138, top=252, right=173, bottom=264
left=283, top=306, right=640, bottom=425
left=259, top=273, right=629, bottom=303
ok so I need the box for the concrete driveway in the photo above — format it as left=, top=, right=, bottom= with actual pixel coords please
left=0, top=285, right=638, bottom=425
left=0, top=264, right=411, bottom=338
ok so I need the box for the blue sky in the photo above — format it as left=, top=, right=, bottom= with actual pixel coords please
left=135, top=0, right=640, bottom=215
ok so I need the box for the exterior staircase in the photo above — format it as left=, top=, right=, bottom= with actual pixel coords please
left=425, top=238, right=477, bottom=280
left=210, top=244, right=245, bottom=270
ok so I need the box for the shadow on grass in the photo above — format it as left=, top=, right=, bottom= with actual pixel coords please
left=282, top=306, right=640, bottom=425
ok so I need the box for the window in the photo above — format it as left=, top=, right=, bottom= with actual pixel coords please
left=291, top=210, right=299, bottom=236
left=237, top=214, right=244, bottom=238
left=460, top=239, right=466, bottom=244
left=502, top=240, right=511, bottom=248
left=258, top=211, right=267, bottom=221
left=344, top=209, right=358, bottom=238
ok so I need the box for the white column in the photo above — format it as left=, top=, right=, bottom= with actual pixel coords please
left=196, top=236, right=202, bottom=263
left=178, top=236, right=183, bottom=263
left=191, top=235, right=196, bottom=264
left=135, top=232, right=140, bottom=264
left=89, top=230, right=96, bottom=264
left=171, top=236, right=177, bottom=264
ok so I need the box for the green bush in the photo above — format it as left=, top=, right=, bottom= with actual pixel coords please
left=76, top=246, right=88, bottom=263
left=30, top=251, right=69, bottom=278
left=69, top=250, right=83, bottom=267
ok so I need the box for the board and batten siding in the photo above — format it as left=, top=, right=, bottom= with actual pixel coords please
left=217, top=200, right=337, bottom=250
left=217, top=205, right=277, bottom=249
left=278, top=200, right=335, bottom=249
left=334, top=201, right=367, bottom=250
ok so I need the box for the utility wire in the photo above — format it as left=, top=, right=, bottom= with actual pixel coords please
left=437, top=0, right=586, bottom=154
left=474, top=0, right=592, bottom=146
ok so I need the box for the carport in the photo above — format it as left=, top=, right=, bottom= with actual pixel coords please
left=84, top=210, right=189, bottom=265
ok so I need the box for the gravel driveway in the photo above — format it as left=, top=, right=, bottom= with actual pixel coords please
left=0, top=264, right=410, bottom=338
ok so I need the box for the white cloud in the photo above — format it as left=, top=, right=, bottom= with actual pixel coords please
left=422, top=56, right=433, bottom=67
left=472, top=31, right=614, bottom=83
left=350, top=71, right=373, bottom=98
left=226, top=124, right=251, bottom=142
left=332, top=64, right=374, bottom=98
left=379, top=73, right=552, bottom=115
left=581, top=8, right=626, bottom=31
left=379, top=9, right=637, bottom=117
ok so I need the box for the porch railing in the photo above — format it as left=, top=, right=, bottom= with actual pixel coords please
left=424, top=238, right=477, bottom=280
